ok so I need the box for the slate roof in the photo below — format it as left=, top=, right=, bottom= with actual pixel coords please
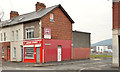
left=0, top=4, right=74, bottom=28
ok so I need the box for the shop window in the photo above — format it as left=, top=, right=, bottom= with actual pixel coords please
left=16, top=30, right=18, bottom=40
left=4, top=32, right=6, bottom=41
left=12, top=31, right=14, bottom=41
left=50, top=13, right=54, bottom=22
left=13, top=47, right=16, bottom=58
left=25, top=47, right=34, bottom=59
left=26, top=28, right=34, bottom=39
left=2, top=48, right=4, bottom=58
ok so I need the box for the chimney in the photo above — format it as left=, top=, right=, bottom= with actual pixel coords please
left=10, top=11, right=19, bottom=19
left=35, top=2, right=46, bottom=12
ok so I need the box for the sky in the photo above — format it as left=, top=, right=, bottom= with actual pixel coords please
left=0, top=0, right=112, bottom=44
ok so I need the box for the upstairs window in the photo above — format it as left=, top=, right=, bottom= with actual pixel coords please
left=2, top=48, right=4, bottom=58
left=16, top=30, right=18, bottom=40
left=12, top=31, right=14, bottom=41
left=1, top=33, right=2, bottom=41
left=4, top=32, right=6, bottom=41
left=26, top=28, right=34, bottom=39
left=50, top=13, right=54, bottom=22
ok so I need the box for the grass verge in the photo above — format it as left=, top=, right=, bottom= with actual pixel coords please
left=91, top=55, right=112, bottom=58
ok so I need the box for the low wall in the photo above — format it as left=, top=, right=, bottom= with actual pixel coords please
left=72, top=48, right=90, bottom=60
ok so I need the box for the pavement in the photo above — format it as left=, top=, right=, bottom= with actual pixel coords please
left=1, top=57, right=119, bottom=70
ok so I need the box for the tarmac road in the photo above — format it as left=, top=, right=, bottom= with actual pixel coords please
left=1, top=58, right=119, bottom=70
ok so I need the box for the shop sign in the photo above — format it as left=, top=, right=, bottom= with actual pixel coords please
left=45, top=43, right=51, bottom=45
left=44, top=28, right=51, bottom=39
left=24, top=41, right=40, bottom=45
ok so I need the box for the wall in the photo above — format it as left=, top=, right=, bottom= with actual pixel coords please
left=72, top=31, right=90, bottom=60
left=113, top=2, right=120, bottom=29
left=41, top=7, right=72, bottom=40
left=72, top=31, right=90, bottom=48
left=112, top=1, right=120, bottom=67
left=10, top=24, right=24, bottom=61
left=43, top=39, right=72, bottom=63
left=73, top=48, right=90, bottom=60
left=0, top=42, right=10, bottom=61
left=24, top=21, right=40, bottom=39
left=112, top=29, right=119, bottom=67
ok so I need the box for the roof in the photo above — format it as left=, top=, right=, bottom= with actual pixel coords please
left=72, top=30, right=91, bottom=34
left=0, top=4, right=74, bottom=28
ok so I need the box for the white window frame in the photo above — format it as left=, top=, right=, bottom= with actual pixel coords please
left=4, top=32, right=6, bottom=41
left=1, top=33, right=2, bottom=41
left=12, top=31, right=14, bottom=41
left=16, top=30, right=18, bottom=40
left=2, top=48, right=4, bottom=58
left=50, top=13, right=54, bottom=22
left=13, top=47, right=16, bottom=58
left=26, top=28, right=34, bottom=39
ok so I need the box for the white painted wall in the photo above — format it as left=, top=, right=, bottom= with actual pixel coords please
left=10, top=24, right=24, bottom=61
left=112, top=29, right=119, bottom=67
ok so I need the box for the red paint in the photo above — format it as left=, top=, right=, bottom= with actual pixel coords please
left=23, top=38, right=72, bottom=63
left=72, top=48, right=90, bottom=60
left=23, top=40, right=40, bottom=45
left=8, top=48, right=10, bottom=60
left=43, top=39, right=72, bottom=63
left=40, top=38, right=43, bottom=63
left=23, top=39, right=42, bottom=63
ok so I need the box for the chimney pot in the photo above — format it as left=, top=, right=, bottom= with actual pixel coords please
left=10, top=11, right=19, bottom=19
left=36, top=2, right=46, bottom=12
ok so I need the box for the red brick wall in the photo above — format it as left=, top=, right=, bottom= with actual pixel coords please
left=0, top=42, right=10, bottom=61
left=43, top=39, right=72, bottom=62
left=113, top=2, right=120, bottom=29
left=72, top=48, right=90, bottom=60
left=41, top=8, right=72, bottom=40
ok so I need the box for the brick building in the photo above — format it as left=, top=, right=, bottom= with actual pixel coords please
left=0, top=2, right=74, bottom=63
left=112, top=0, right=120, bottom=67
left=0, top=2, right=91, bottom=63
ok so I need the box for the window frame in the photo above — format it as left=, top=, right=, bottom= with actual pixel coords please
left=4, top=32, right=6, bottom=41
left=50, top=13, right=54, bottom=22
left=26, top=28, right=34, bottom=39
left=13, top=47, right=16, bottom=58
left=1, top=33, right=2, bottom=41
left=12, top=31, right=14, bottom=41
left=2, top=48, right=4, bottom=58
left=16, top=30, right=18, bottom=40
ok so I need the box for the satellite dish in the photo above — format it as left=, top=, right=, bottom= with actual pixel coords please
left=0, top=8, right=4, bottom=20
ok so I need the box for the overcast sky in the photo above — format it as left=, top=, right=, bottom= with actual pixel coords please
left=0, top=0, right=112, bottom=44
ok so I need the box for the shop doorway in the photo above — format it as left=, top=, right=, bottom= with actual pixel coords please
left=36, top=47, right=40, bottom=63
left=58, top=45, right=61, bottom=61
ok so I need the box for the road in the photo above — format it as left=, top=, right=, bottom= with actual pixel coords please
left=1, top=58, right=119, bottom=70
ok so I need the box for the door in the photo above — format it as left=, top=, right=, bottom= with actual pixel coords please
left=118, top=36, right=120, bottom=67
left=20, top=45, right=23, bottom=61
left=37, top=47, right=40, bottom=63
left=58, top=45, right=61, bottom=61
left=21, top=46, right=23, bottom=62
left=7, top=47, right=10, bottom=61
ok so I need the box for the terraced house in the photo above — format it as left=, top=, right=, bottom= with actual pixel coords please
left=0, top=2, right=74, bottom=63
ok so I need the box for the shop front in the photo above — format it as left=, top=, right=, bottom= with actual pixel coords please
left=23, top=39, right=43, bottom=63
